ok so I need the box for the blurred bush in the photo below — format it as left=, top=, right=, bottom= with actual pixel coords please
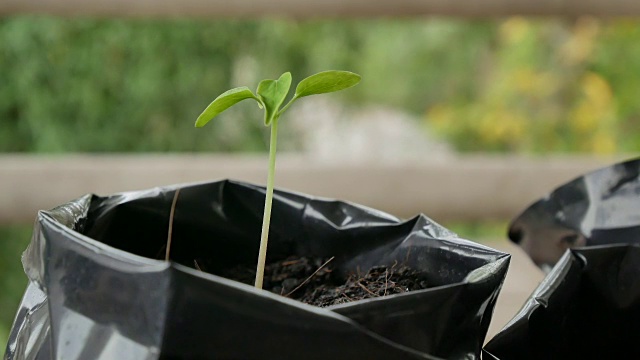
left=2, top=16, right=638, bottom=154
left=428, top=17, right=639, bottom=154
left=0, top=16, right=501, bottom=153
left=3, top=16, right=640, bottom=154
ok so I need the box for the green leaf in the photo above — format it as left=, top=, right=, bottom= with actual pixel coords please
left=294, top=70, right=361, bottom=99
left=257, top=72, right=292, bottom=126
left=195, top=87, right=259, bottom=127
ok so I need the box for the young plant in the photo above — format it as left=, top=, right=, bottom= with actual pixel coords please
left=195, top=70, right=361, bottom=289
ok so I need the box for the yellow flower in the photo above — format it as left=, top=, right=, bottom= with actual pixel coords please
left=500, top=17, right=530, bottom=45
left=560, top=17, right=601, bottom=65
left=592, top=132, right=617, bottom=154
left=569, top=72, right=614, bottom=134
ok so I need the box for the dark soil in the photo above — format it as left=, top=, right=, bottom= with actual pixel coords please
left=220, top=256, right=429, bottom=307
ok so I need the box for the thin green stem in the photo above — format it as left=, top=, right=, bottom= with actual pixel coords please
left=277, top=96, right=298, bottom=117
left=255, top=117, right=279, bottom=289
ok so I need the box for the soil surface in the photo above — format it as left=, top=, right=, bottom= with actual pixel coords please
left=221, top=256, right=429, bottom=307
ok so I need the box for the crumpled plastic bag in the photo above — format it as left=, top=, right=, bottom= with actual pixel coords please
left=483, top=244, right=640, bottom=359
left=508, top=157, right=640, bottom=269
left=4, top=179, right=509, bottom=360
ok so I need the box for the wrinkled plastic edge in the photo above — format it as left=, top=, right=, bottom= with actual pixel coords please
left=490, top=249, right=574, bottom=339
left=4, top=283, right=50, bottom=360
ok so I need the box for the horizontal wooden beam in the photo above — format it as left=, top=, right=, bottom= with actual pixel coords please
left=2, top=0, right=640, bottom=18
left=0, top=154, right=628, bottom=225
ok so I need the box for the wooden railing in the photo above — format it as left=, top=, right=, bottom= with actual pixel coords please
left=2, top=0, right=640, bottom=17
left=0, top=154, right=628, bottom=224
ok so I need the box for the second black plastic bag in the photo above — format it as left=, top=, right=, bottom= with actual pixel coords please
left=5, top=179, right=510, bottom=360
left=483, top=244, right=640, bottom=359
left=508, top=157, right=640, bottom=268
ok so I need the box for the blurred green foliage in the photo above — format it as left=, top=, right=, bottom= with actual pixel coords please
left=0, top=225, right=31, bottom=351
left=428, top=17, right=634, bottom=153
left=4, top=16, right=639, bottom=154
left=0, top=16, right=501, bottom=153
left=443, top=220, right=509, bottom=242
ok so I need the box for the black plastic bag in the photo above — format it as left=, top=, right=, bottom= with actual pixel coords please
left=5, top=179, right=509, bottom=360
left=483, top=244, right=640, bottom=359
left=508, top=157, right=640, bottom=269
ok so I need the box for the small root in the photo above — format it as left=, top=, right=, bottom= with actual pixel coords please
left=154, top=244, right=167, bottom=260
left=356, top=281, right=378, bottom=297
left=384, top=268, right=389, bottom=297
left=284, top=256, right=335, bottom=298
left=281, top=259, right=302, bottom=266
left=165, top=188, right=181, bottom=262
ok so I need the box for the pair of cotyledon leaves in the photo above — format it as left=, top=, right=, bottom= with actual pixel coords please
left=195, top=70, right=361, bottom=128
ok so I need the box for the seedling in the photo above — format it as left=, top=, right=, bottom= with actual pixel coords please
left=195, top=70, right=361, bottom=289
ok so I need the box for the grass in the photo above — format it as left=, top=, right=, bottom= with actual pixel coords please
left=441, top=220, right=510, bottom=243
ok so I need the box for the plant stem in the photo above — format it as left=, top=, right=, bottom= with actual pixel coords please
left=277, top=95, right=297, bottom=117
left=255, top=117, right=279, bottom=289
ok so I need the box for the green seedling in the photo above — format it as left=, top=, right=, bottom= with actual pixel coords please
left=195, top=70, right=361, bottom=289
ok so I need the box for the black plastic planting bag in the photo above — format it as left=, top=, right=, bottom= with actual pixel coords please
left=5, top=180, right=509, bottom=360
left=508, top=157, right=640, bottom=268
left=483, top=244, right=640, bottom=359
